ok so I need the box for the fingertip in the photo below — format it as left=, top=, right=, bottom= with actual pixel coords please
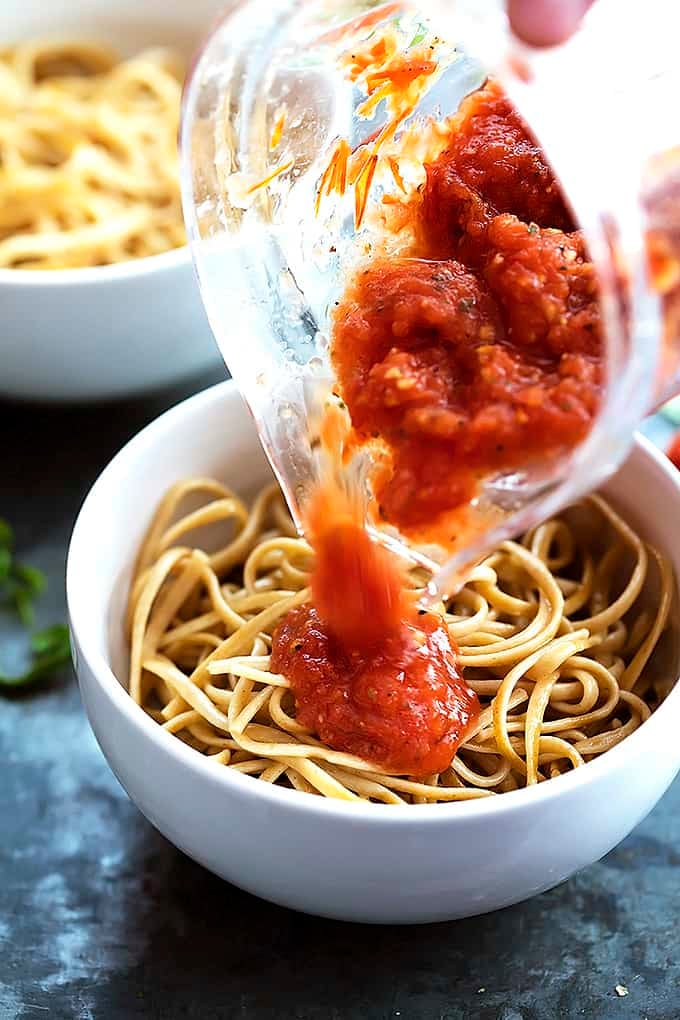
left=508, top=0, right=593, bottom=48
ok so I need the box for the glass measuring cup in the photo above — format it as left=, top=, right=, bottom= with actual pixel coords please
left=180, top=0, right=678, bottom=597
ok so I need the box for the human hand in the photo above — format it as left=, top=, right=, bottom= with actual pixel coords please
left=508, top=0, right=595, bottom=46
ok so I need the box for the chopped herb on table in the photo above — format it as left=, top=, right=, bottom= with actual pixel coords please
left=0, top=518, right=71, bottom=690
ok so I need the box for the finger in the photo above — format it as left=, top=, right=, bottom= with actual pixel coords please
left=508, top=0, right=594, bottom=47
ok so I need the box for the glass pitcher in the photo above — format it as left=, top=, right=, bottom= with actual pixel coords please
left=180, top=0, right=680, bottom=596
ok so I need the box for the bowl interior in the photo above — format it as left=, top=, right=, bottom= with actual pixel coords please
left=3, top=0, right=227, bottom=56
left=65, top=380, right=680, bottom=844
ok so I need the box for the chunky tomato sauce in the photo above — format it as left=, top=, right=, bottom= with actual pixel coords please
left=332, top=79, right=603, bottom=537
left=271, top=483, right=480, bottom=776
left=271, top=603, right=479, bottom=776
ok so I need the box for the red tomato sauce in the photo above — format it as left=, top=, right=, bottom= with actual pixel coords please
left=420, top=79, right=576, bottom=259
left=271, top=603, right=479, bottom=776
left=667, top=433, right=680, bottom=470
left=332, top=79, right=604, bottom=538
left=303, top=480, right=408, bottom=651
left=270, top=482, right=480, bottom=776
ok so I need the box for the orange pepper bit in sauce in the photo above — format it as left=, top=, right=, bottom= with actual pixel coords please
left=364, top=56, right=436, bottom=95
left=315, top=17, right=443, bottom=227
left=315, top=138, right=351, bottom=216
left=269, top=107, right=287, bottom=151
left=245, top=159, right=294, bottom=196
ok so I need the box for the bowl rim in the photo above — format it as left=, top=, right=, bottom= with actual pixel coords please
left=0, top=243, right=190, bottom=288
left=67, top=379, right=680, bottom=822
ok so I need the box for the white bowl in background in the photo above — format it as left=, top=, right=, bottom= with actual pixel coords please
left=0, top=0, right=227, bottom=402
left=67, top=381, right=680, bottom=923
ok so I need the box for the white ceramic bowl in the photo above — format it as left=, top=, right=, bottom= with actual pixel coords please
left=67, top=381, right=680, bottom=923
left=0, top=0, right=226, bottom=402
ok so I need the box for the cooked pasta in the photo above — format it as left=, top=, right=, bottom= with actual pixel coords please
left=0, top=39, right=186, bottom=269
left=126, top=479, right=675, bottom=804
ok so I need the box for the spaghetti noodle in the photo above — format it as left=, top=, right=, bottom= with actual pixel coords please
left=0, top=39, right=186, bottom=269
left=127, top=478, right=675, bottom=804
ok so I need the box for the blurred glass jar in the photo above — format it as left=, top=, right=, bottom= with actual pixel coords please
left=180, top=0, right=679, bottom=594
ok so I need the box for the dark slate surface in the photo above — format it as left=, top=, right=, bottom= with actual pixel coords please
left=1, top=381, right=679, bottom=1020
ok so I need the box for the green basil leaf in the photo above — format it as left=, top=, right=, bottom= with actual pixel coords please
left=0, top=548, right=10, bottom=583
left=12, top=588, right=34, bottom=628
left=31, top=624, right=70, bottom=657
left=0, top=520, right=13, bottom=550
left=0, top=516, right=69, bottom=693
left=12, top=563, right=46, bottom=596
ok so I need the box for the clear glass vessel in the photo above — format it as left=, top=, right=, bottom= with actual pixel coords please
left=180, top=0, right=679, bottom=595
